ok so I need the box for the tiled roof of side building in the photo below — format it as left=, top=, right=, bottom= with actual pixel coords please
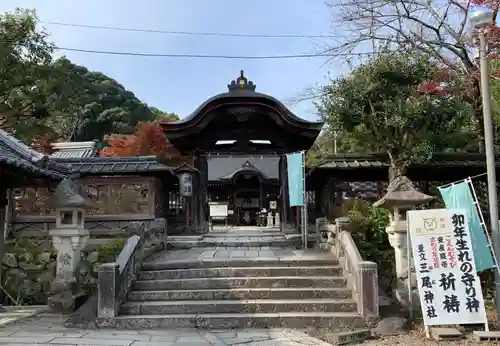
left=315, top=152, right=500, bottom=169
left=51, top=156, right=176, bottom=175
left=0, top=129, right=70, bottom=179
left=50, top=141, right=99, bottom=159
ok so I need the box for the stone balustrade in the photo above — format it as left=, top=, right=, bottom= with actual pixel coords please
left=97, top=220, right=166, bottom=320
left=318, top=217, right=379, bottom=321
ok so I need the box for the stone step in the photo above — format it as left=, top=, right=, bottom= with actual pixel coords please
left=133, top=276, right=347, bottom=291
left=168, top=239, right=297, bottom=248
left=205, top=232, right=283, bottom=238
left=99, top=312, right=366, bottom=329
left=128, top=287, right=353, bottom=301
left=120, top=298, right=357, bottom=315
left=137, top=265, right=343, bottom=280
left=142, top=258, right=338, bottom=270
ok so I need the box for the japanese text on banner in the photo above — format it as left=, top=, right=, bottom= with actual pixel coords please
left=407, top=209, right=487, bottom=326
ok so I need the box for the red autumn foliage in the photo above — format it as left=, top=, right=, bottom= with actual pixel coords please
left=100, top=121, right=169, bottom=158
left=100, top=120, right=192, bottom=166
left=418, top=80, right=451, bottom=95
left=418, top=69, right=456, bottom=95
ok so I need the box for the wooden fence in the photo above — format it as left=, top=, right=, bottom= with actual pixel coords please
left=6, top=176, right=182, bottom=244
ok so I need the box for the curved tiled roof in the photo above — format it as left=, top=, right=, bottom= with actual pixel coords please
left=170, top=90, right=323, bottom=128
left=52, top=156, right=175, bottom=176
left=0, top=130, right=69, bottom=179
left=162, top=71, right=323, bottom=130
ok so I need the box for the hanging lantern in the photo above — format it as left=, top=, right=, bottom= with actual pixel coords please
left=179, top=172, right=193, bottom=197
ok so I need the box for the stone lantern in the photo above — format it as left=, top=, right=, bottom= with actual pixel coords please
left=374, top=175, right=433, bottom=307
left=48, top=179, right=95, bottom=311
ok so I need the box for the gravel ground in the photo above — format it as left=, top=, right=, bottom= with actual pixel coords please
left=355, top=334, right=493, bottom=345
left=351, top=302, right=500, bottom=345
left=353, top=327, right=500, bottom=345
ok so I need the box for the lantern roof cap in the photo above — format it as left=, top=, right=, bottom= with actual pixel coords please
left=374, top=175, right=433, bottom=207
left=52, top=179, right=96, bottom=209
left=173, top=163, right=199, bottom=174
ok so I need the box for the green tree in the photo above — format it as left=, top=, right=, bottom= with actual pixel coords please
left=0, top=8, right=55, bottom=142
left=318, top=51, right=474, bottom=179
left=42, top=57, right=176, bottom=142
left=1, top=8, right=179, bottom=147
left=150, top=107, right=180, bottom=121
left=306, top=126, right=387, bottom=167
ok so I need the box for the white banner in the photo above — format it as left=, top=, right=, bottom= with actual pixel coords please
left=408, top=208, right=487, bottom=326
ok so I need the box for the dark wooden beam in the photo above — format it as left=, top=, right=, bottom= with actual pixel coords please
left=307, top=165, right=500, bottom=185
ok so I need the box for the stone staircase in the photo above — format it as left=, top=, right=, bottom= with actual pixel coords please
left=113, top=255, right=366, bottom=330
left=167, top=229, right=301, bottom=248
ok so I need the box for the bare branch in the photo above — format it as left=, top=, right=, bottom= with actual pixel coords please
left=326, top=0, right=473, bottom=71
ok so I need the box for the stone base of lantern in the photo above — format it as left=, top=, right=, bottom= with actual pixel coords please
left=48, top=279, right=87, bottom=313
left=48, top=226, right=89, bottom=313
left=394, top=287, right=420, bottom=309
left=386, top=220, right=421, bottom=310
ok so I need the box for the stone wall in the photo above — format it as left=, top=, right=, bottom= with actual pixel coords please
left=1, top=238, right=125, bottom=306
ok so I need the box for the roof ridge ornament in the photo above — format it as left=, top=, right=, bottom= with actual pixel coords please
left=228, top=70, right=256, bottom=92
left=242, top=160, right=253, bottom=168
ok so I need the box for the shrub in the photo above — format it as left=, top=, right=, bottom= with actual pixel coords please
left=342, top=199, right=396, bottom=293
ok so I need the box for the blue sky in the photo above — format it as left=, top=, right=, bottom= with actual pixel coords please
left=1, top=0, right=342, bottom=121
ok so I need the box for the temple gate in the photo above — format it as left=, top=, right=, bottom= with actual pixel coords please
left=161, top=71, right=322, bottom=233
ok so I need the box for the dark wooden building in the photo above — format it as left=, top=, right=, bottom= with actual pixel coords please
left=161, top=71, right=323, bottom=230
left=206, top=157, right=280, bottom=225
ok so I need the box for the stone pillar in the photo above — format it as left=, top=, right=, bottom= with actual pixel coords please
left=386, top=219, right=419, bottom=307
left=315, top=217, right=328, bottom=247
left=335, top=216, right=351, bottom=233
left=97, top=263, right=119, bottom=318
left=150, top=218, right=167, bottom=250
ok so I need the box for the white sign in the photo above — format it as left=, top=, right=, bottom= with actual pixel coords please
left=179, top=173, right=193, bottom=197
left=209, top=202, right=228, bottom=218
left=408, top=209, right=487, bottom=326
left=269, top=201, right=277, bottom=210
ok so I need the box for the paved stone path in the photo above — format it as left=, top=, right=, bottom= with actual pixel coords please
left=0, top=230, right=336, bottom=345
left=208, top=226, right=282, bottom=233
left=0, top=312, right=333, bottom=345
left=149, top=245, right=332, bottom=263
